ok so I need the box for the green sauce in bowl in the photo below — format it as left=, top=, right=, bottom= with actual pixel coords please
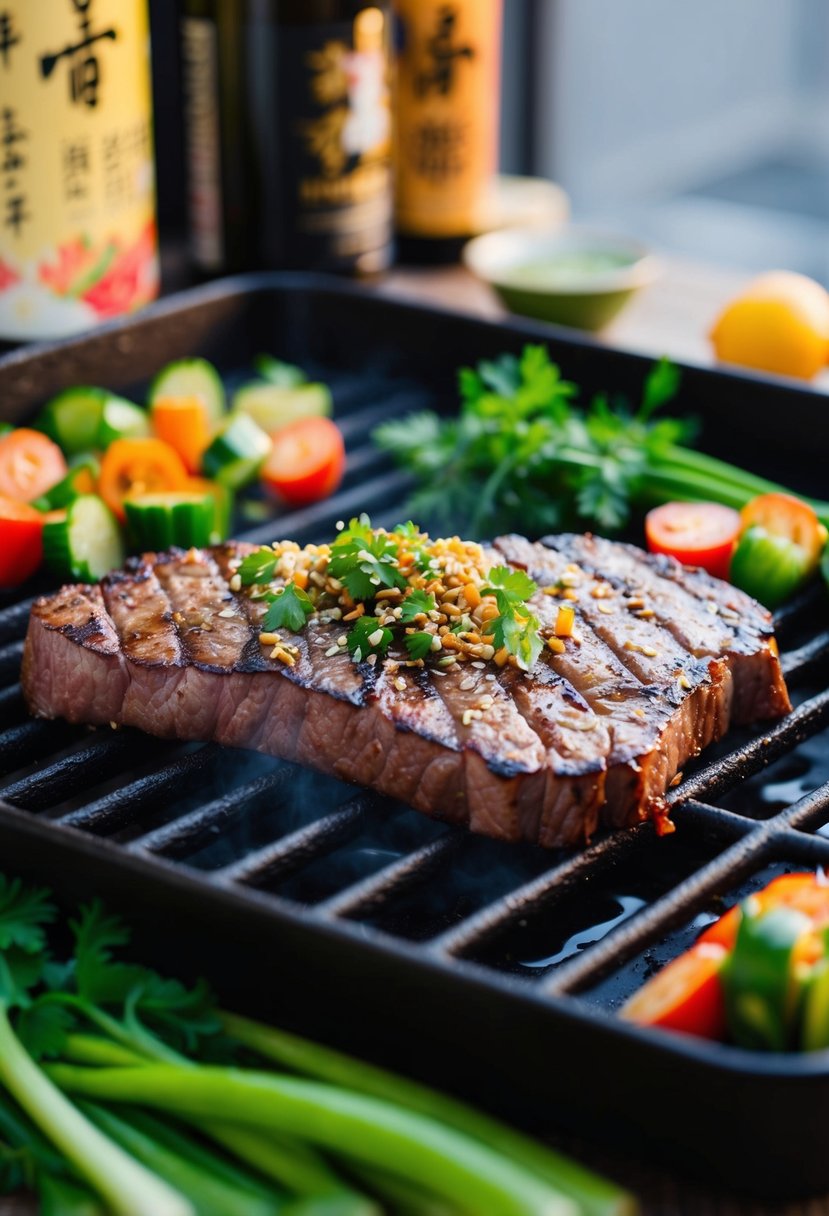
left=505, top=249, right=636, bottom=288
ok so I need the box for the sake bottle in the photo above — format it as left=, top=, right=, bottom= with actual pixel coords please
left=0, top=1, right=159, bottom=341
left=180, top=0, right=394, bottom=276
left=393, top=0, right=502, bottom=263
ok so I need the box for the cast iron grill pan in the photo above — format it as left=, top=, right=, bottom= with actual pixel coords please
left=2, top=276, right=829, bottom=1197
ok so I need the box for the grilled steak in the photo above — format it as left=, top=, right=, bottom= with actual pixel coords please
left=21, top=534, right=791, bottom=847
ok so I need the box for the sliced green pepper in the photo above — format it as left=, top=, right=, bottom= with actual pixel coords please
left=723, top=902, right=813, bottom=1051
left=729, top=525, right=813, bottom=609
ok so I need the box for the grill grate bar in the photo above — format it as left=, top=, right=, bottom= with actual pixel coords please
left=129, top=765, right=295, bottom=859
left=0, top=732, right=153, bottom=811
left=0, top=640, right=24, bottom=684
left=429, top=828, right=649, bottom=960
left=241, top=471, right=414, bottom=547
left=540, top=819, right=770, bottom=996
left=61, top=745, right=220, bottom=834
left=771, top=584, right=822, bottom=639
left=215, top=793, right=374, bottom=888
left=781, top=631, right=829, bottom=679
left=774, top=778, right=829, bottom=835
left=334, top=392, right=433, bottom=442
left=669, top=687, right=829, bottom=806
left=0, top=719, right=76, bottom=778
left=0, top=596, right=36, bottom=645
left=317, top=830, right=463, bottom=920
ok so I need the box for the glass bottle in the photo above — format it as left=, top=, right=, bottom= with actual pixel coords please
left=393, top=0, right=502, bottom=263
left=180, top=0, right=394, bottom=276
left=0, top=1, right=158, bottom=341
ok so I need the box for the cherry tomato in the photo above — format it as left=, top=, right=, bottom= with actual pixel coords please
left=645, top=501, right=741, bottom=580
left=0, top=429, right=67, bottom=503
left=261, top=417, right=345, bottom=507
left=621, top=942, right=728, bottom=1038
left=0, top=496, right=45, bottom=586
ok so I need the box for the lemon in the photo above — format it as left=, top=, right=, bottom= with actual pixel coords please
left=710, top=270, right=829, bottom=380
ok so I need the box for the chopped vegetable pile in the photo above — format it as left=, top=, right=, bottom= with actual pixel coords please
left=0, top=872, right=634, bottom=1216
left=623, top=871, right=829, bottom=1052
left=236, top=516, right=546, bottom=672
left=0, top=355, right=344, bottom=589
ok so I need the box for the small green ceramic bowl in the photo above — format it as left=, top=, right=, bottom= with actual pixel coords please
left=463, top=226, right=660, bottom=330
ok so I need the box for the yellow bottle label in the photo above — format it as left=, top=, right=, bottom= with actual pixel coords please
left=394, top=0, right=501, bottom=239
left=0, top=0, right=158, bottom=340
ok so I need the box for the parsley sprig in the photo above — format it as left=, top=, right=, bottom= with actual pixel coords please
left=375, top=344, right=692, bottom=537
left=481, top=566, right=544, bottom=671
left=329, top=516, right=407, bottom=600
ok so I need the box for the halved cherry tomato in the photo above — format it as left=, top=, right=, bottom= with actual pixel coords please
left=0, top=429, right=67, bottom=503
left=621, top=941, right=728, bottom=1038
left=261, top=416, right=345, bottom=507
left=645, top=502, right=741, bottom=580
left=99, top=438, right=189, bottom=522
left=701, top=873, right=829, bottom=952
left=740, top=492, right=827, bottom=565
left=0, top=496, right=45, bottom=586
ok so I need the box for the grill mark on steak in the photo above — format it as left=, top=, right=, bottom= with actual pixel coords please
left=22, top=535, right=791, bottom=848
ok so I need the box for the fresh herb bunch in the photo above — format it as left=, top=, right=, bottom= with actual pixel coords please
left=0, top=872, right=633, bottom=1216
left=377, top=344, right=829, bottom=541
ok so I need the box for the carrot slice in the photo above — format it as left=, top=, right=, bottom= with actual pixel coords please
left=0, top=496, right=45, bottom=586
left=0, top=429, right=67, bottom=503
left=99, top=438, right=189, bottom=522
left=151, top=395, right=212, bottom=475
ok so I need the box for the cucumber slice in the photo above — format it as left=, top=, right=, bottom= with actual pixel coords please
left=31, top=456, right=99, bottom=511
left=124, top=491, right=217, bottom=550
left=232, top=382, right=332, bottom=434
left=201, top=413, right=271, bottom=490
left=43, top=494, right=124, bottom=582
left=149, top=358, right=226, bottom=424
left=97, top=397, right=150, bottom=446
left=0, top=423, right=11, bottom=438
left=36, top=386, right=109, bottom=455
left=253, top=354, right=307, bottom=387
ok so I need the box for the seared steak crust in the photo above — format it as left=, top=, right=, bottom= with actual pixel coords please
left=21, top=535, right=791, bottom=847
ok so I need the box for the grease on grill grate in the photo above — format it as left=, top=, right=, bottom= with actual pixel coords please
left=1, top=364, right=829, bottom=1016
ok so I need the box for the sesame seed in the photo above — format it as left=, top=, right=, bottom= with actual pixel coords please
left=547, top=636, right=565, bottom=654
left=459, top=676, right=476, bottom=691
left=314, top=636, right=328, bottom=646
left=636, top=608, right=655, bottom=619
left=706, top=601, right=718, bottom=614
left=678, top=673, right=692, bottom=690
left=430, top=635, right=443, bottom=651
left=218, top=607, right=237, bottom=618
left=259, top=632, right=281, bottom=645
left=368, top=628, right=384, bottom=647
left=337, top=635, right=347, bottom=646
left=336, top=520, right=344, bottom=530
left=325, top=644, right=340, bottom=657
left=366, top=653, right=378, bottom=667
left=471, top=660, right=486, bottom=669
left=597, top=602, right=614, bottom=615
left=394, top=677, right=406, bottom=692
left=229, top=574, right=242, bottom=592
left=462, top=708, right=482, bottom=726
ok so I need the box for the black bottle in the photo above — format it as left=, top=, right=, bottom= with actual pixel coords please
left=180, top=0, right=394, bottom=275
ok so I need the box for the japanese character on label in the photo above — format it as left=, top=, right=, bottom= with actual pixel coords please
left=1, top=106, right=28, bottom=236
left=40, top=0, right=118, bottom=108
left=0, top=11, right=21, bottom=69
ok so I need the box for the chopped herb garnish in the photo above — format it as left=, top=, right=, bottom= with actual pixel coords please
left=405, top=631, right=434, bottom=661
left=400, top=589, right=436, bottom=622
left=262, top=583, right=313, bottom=633
left=329, top=517, right=406, bottom=600
left=481, top=565, right=543, bottom=671
left=347, top=616, right=393, bottom=663
left=237, top=548, right=279, bottom=586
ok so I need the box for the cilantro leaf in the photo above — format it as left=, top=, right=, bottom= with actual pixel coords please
left=400, top=590, right=436, bottom=622
left=124, top=973, right=219, bottom=1053
left=0, top=876, right=55, bottom=956
left=347, top=616, right=393, bottom=662
left=237, top=548, right=279, bottom=586
left=481, top=565, right=537, bottom=602
left=639, top=356, right=681, bottom=420
left=71, top=902, right=145, bottom=1007
left=405, top=631, right=434, bottom=661
left=16, top=1001, right=75, bottom=1061
left=502, top=611, right=544, bottom=671
left=262, top=583, right=314, bottom=633
left=329, top=521, right=406, bottom=601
